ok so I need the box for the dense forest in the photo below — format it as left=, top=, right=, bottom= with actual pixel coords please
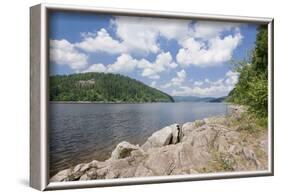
left=50, top=72, right=174, bottom=103
left=227, top=26, right=268, bottom=119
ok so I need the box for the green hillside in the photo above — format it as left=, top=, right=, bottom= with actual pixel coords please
left=50, top=72, right=174, bottom=103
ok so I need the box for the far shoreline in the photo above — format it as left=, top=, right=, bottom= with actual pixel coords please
left=49, top=101, right=228, bottom=105
left=49, top=101, right=174, bottom=104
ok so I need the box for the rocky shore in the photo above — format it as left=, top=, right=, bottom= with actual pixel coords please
left=50, top=105, right=268, bottom=182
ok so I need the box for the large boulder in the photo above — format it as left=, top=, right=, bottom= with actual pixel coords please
left=72, top=163, right=92, bottom=179
left=111, top=141, right=142, bottom=160
left=50, top=169, right=72, bottom=182
left=135, top=142, right=212, bottom=177
left=181, top=120, right=205, bottom=140
left=141, top=124, right=180, bottom=151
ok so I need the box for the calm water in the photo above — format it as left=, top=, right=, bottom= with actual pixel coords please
left=49, top=102, right=229, bottom=176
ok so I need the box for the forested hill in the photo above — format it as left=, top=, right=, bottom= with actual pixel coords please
left=50, top=72, right=174, bottom=103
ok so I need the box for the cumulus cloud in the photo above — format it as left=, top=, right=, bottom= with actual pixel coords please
left=51, top=17, right=242, bottom=74
left=189, top=21, right=240, bottom=40
left=176, top=32, right=243, bottom=67
left=170, top=70, right=239, bottom=97
left=172, top=84, right=227, bottom=97
left=137, top=52, right=178, bottom=79
left=50, top=39, right=88, bottom=70
left=82, top=63, right=107, bottom=73
left=194, top=80, right=204, bottom=86
left=225, top=70, right=239, bottom=85
left=150, top=81, right=157, bottom=87
left=171, top=70, right=186, bottom=86
left=50, top=16, right=245, bottom=93
left=161, top=69, right=187, bottom=89
left=107, top=54, right=138, bottom=73
left=111, top=16, right=190, bottom=55
left=75, top=28, right=126, bottom=54
left=109, top=17, right=239, bottom=56
left=83, top=52, right=177, bottom=79
left=84, top=54, right=138, bottom=74
left=51, top=16, right=189, bottom=58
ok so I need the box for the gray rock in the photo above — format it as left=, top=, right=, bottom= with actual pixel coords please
left=259, top=135, right=268, bottom=155
left=144, top=146, right=177, bottom=175
left=130, top=149, right=146, bottom=163
left=141, top=124, right=180, bottom=151
left=79, top=173, right=91, bottom=181
left=243, top=147, right=260, bottom=168
left=79, top=168, right=98, bottom=180
left=118, top=166, right=137, bottom=178
left=111, top=141, right=140, bottom=160
left=134, top=163, right=155, bottom=177
left=189, top=169, right=199, bottom=174
left=96, top=168, right=108, bottom=179
left=178, top=142, right=212, bottom=169
left=181, top=120, right=205, bottom=140
left=50, top=169, right=72, bottom=182
left=105, top=170, right=120, bottom=179
left=72, top=163, right=90, bottom=179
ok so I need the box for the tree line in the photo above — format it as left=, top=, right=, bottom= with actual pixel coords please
left=227, top=25, right=268, bottom=119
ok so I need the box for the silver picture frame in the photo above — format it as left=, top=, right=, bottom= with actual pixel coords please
left=30, top=3, right=274, bottom=191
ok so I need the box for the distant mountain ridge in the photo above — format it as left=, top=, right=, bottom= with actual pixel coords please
left=173, top=96, right=226, bottom=102
left=50, top=72, right=174, bottom=103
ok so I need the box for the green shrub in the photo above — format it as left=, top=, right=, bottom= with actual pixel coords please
left=227, top=26, right=268, bottom=120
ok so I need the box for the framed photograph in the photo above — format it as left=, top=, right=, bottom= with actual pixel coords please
left=30, top=3, right=274, bottom=191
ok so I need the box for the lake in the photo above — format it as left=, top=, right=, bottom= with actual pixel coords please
left=49, top=102, right=229, bottom=176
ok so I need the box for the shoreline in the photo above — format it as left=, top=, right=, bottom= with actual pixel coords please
left=50, top=105, right=268, bottom=182
left=49, top=101, right=174, bottom=104
left=50, top=101, right=228, bottom=104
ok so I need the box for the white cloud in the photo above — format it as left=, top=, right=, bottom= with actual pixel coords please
left=50, top=39, right=88, bottom=70
left=83, top=63, right=107, bottom=73
left=50, top=17, right=244, bottom=89
left=75, top=18, right=239, bottom=57
left=84, top=54, right=138, bottom=74
left=161, top=69, right=186, bottom=89
left=150, top=81, right=157, bottom=87
left=113, top=18, right=238, bottom=51
left=204, top=78, right=210, bottom=83
left=171, top=69, right=186, bottom=85
left=190, top=21, right=240, bottom=40
left=194, top=80, right=203, bottom=86
left=111, top=17, right=159, bottom=54
left=107, top=54, right=138, bottom=73
left=75, top=28, right=126, bottom=54
left=176, top=32, right=243, bottom=67
left=181, top=37, right=204, bottom=50
left=138, top=52, right=177, bottom=79
left=51, top=18, right=242, bottom=73
left=172, top=85, right=223, bottom=97
left=225, top=70, right=239, bottom=85
left=170, top=70, right=239, bottom=97
left=141, top=68, right=161, bottom=80
left=83, top=52, right=178, bottom=79
left=111, top=16, right=190, bottom=55
left=149, top=75, right=160, bottom=80
left=167, top=62, right=178, bottom=68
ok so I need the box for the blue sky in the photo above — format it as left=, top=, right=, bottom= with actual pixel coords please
left=49, top=11, right=258, bottom=97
